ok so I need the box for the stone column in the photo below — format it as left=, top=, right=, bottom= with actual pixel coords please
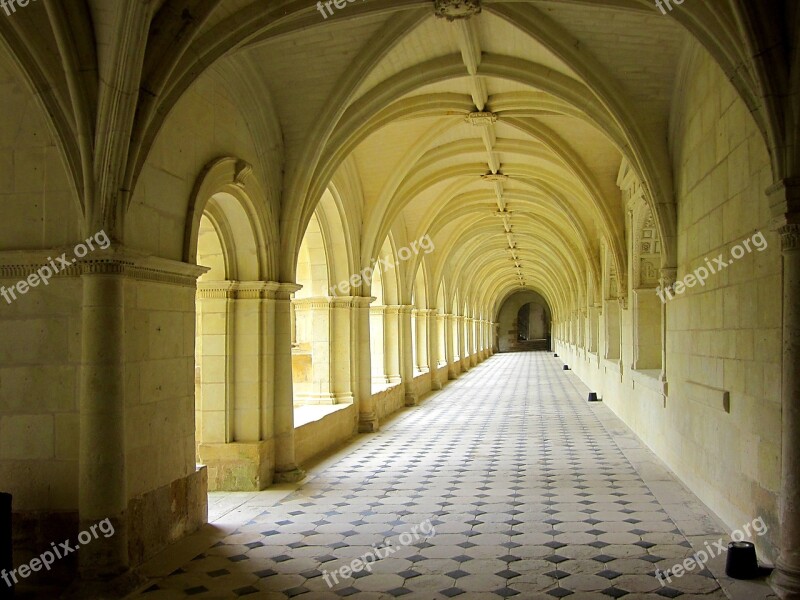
left=769, top=177, right=800, bottom=600
left=398, top=305, right=417, bottom=406
left=413, top=309, right=429, bottom=374
left=427, top=310, right=443, bottom=390
left=445, top=314, right=458, bottom=379
left=468, top=318, right=478, bottom=367
left=79, top=262, right=129, bottom=580
left=383, top=306, right=402, bottom=385
left=458, top=316, right=470, bottom=373
left=273, top=283, right=305, bottom=483
left=370, top=305, right=387, bottom=385
left=659, top=268, right=676, bottom=397
left=355, top=297, right=378, bottom=432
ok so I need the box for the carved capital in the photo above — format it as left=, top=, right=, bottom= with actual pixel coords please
left=778, top=224, right=800, bottom=253
left=659, top=267, right=677, bottom=289
left=434, top=0, right=481, bottom=21
left=767, top=178, right=800, bottom=228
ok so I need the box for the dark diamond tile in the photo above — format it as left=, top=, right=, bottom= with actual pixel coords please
left=545, top=555, right=569, bottom=564
left=499, top=554, right=521, bottom=563
left=592, top=555, right=615, bottom=563
left=208, top=569, right=230, bottom=578
left=600, top=586, right=628, bottom=598
left=441, top=589, right=465, bottom=598
left=233, top=586, right=260, bottom=597
left=596, top=569, right=622, bottom=580
left=398, top=569, right=421, bottom=578
left=228, top=554, right=249, bottom=562
left=655, top=588, right=683, bottom=598
left=317, top=554, right=337, bottom=563
left=386, top=588, right=412, bottom=597
left=446, top=569, right=470, bottom=579
left=185, top=587, right=209, bottom=596
left=546, top=589, right=574, bottom=598
left=495, top=569, right=521, bottom=579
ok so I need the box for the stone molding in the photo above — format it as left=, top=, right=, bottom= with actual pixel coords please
left=198, top=281, right=301, bottom=300
left=0, top=247, right=209, bottom=287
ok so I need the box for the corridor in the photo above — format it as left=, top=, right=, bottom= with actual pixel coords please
left=129, top=353, right=758, bottom=600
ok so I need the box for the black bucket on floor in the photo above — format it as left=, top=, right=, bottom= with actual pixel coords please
left=588, top=392, right=599, bottom=402
left=562, top=365, right=570, bottom=370
left=725, top=541, right=758, bottom=579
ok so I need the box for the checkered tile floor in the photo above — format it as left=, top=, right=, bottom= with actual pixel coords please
left=132, top=352, right=728, bottom=599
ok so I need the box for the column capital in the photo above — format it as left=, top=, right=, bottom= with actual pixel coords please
left=352, top=296, right=376, bottom=308
left=778, top=224, right=800, bottom=253
left=768, top=177, right=800, bottom=229
left=659, top=267, right=677, bottom=289
left=292, top=295, right=365, bottom=309
left=383, top=304, right=414, bottom=315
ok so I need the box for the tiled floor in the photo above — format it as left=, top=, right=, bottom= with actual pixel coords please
left=129, top=352, right=774, bottom=599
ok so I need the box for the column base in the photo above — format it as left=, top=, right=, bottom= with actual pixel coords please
left=198, top=441, right=272, bottom=491
left=431, top=376, right=443, bottom=390
left=770, top=556, right=800, bottom=599
left=274, top=467, right=306, bottom=483
left=404, top=391, right=418, bottom=407
left=358, top=414, right=380, bottom=433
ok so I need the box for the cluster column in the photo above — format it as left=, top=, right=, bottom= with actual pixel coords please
left=79, top=262, right=129, bottom=580
left=272, top=283, right=305, bottom=483
left=769, top=179, right=800, bottom=600
left=354, top=296, right=378, bottom=432
left=424, top=310, right=442, bottom=390
left=398, top=305, right=417, bottom=406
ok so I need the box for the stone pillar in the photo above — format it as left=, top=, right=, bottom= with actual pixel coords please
left=355, top=297, right=378, bottom=432
left=370, top=305, right=387, bottom=385
left=458, top=316, right=470, bottom=373
left=398, top=305, right=417, bottom=406
left=413, top=309, right=430, bottom=374
left=79, top=263, right=129, bottom=580
left=468, top=318, right=478, bottom=367
left=659, top=268, right=676, bottom=397
left=769, top=178, right=800, bottom=600
left=427, top=310, right=443, bottom=390
left=273, top=283, right=305, bottom=483
left=445, top=314, right=458, bottom=379
left=383, top=306, right=402, bottom=385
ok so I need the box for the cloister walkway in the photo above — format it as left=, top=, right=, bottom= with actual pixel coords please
left=129, top=353, right=770, bottom=600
